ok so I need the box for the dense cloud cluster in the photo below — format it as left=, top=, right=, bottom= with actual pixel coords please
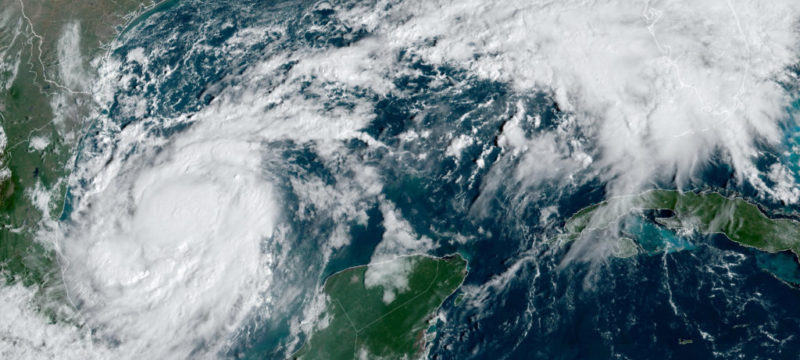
left=3, top=0, right=800, bottom=358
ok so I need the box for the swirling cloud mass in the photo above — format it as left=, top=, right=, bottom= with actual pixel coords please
left=3, top=0, right=800, bottom=358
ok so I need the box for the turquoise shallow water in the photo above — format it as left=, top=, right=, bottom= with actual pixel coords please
left=776, top=100, right=800, bottom=191
left=77, top=0, right=800, bottom=358
left=621, top=213, right=800, bottom=287
left=621, top=214, right=696, bottom=255
left=755, top=250, right=800, bottom=286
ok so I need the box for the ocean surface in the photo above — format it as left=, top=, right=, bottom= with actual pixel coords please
left=57, top=0, right=800, bottom=358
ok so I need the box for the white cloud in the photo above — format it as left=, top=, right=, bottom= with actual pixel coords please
left=345, top=0, right=800, bottom=198
left=371, top=200, right=436, bottom=260
left=0, top=124, right=9, bottom=182
left=25, top=179, right=61, bottom=220
left=765, top=162, right=800, bottom=203
left=24, top=0, right=800, bottom=356
left=445, top=134, right=474, bottom=160
left=459, top=253, right=536, bottom=310
left=58, top=117, right=280, bottom=358
left=500, top=115, right=590, bottom=189
left=28, top=135, right=49, bottom=151
left=47, top=9, right=397, bottom=357
left=57, top=22, right=87, bottom=91
left=0, top=6, right=23, bottom=91
left=0, top=278, right=112, bottom=360
left=364, top=256, right=417, bottom=304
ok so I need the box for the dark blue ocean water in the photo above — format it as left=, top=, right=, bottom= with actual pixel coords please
left=76, top=0, right=800, bottom=358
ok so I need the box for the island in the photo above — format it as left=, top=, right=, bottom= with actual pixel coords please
left=563, top=189, right=800, bottom=259
left=292, top=254, right=468, bottom=360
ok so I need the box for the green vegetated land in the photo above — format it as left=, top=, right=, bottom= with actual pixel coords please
left=0, top=0, right=155, bottom=287
left=564, top=189, right=800, bottom=258
left=293, top=254, right=468, bottom=360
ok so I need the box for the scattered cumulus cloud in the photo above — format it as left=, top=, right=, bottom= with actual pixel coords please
left=349, top=0, right=800, bottom=198
left=0, top=278, right=112, bottom=360
left=15, top=0, right=800, bottom=357
left=364, top=256, right=417, bottom=304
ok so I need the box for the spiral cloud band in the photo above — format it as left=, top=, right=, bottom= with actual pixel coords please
left=2, top=0, right=800, bottom=358
left=61, top=120, right=279, bottom=358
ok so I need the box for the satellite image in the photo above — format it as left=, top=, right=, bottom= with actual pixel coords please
left=2, top=0, right=800, bottom=359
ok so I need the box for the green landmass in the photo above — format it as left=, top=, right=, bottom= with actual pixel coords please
left=0, top=0, right=156, bottom=287
left=292, top=254, right=468, bottom=360
left=563, top=189, right=800, bottom=258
